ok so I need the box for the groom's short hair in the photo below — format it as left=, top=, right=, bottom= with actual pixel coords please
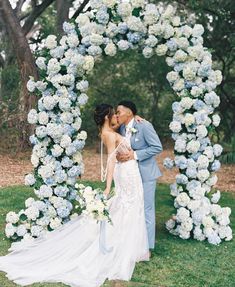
left=118, top=100, right=137, bottom=115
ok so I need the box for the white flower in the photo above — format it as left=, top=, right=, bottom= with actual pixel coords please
left=16, top=225, right=27, bottom=237
left=60, top=135, right=72, bottom=148
left=130, top=0, right=145, bottom=8
left=25, top=173, right=36, bottom=186
left=183, top=113, right=195, bottom=127
left=25, top=197, right=35, bottom=208
left=27, top=109, right=38, bottom=124
left=165, top=218, right=176, bottom=230
left=117, top=40, right=129, bottom=51
left=212, top=114, right=221, bottom=127
left=155, top=44, right=168, bottom=56
left=143, top=47, right=153, bottom=58
left=73, top=152, right=83, bottom=164
left=45, top=35, right=57, bottom=49
left=27, top=78, right=36, bottom=92
left=36, top=57, right=46, bottom=70
left=197, top=169, right=210, bottom=182
left=6, top=211, right=19, bottom=224
left=166, top=71, right=179, bottom=83
left=213, top=144, right=223, bottom=157
left=104, top=42, right=117, bottom=56
left=103, top=0, right=117, bottom=8
left=211, top=190, right=221, bottom=204
left=173, top=79, right=185, bottom=92
left=197, top=155, right=209, bottom=169
left=174, top=49, right=188, bottom=62
left=196, top=125, right=208, bottom=138
left=176, top=207, right=190, bottom=222
left=83, top=56, right=95, bottom=72
left=77, top=131, right=87, bottom=140
left=180, top=97, right=194, bottom=110
left=169, top=121, right=182, bottom=133
left=186, top=140, right=200, bottom=154
left=25, top=206, right=39, bottom=221
left=117, top=3, right=132, bottom=18
left=191, top=86, right=203, bottom=97
left=38, top=111, right=49, bottom=125
left=175, top=192, right=190, bottom=207
left=192, top=24, right=204, bottom=38
left=5, top=223, right=16, bottom=237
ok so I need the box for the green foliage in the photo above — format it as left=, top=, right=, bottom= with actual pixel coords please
left=0, top=183, right=234, bottom=286
left=221, top=135, right=235, bottom=164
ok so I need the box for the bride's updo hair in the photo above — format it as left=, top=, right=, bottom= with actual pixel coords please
left=94, top=104, right=114, bottom=129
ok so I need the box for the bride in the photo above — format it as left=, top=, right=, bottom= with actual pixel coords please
left=0, top=103, right=150, bottom=287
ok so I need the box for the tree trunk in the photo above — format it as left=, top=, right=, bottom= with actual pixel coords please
left=56, top=0, right=71, bottom=35
left=0, top=0, right=38, bottom=150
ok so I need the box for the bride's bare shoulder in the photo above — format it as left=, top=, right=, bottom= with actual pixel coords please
left=101, top=131, right=122, bottom=146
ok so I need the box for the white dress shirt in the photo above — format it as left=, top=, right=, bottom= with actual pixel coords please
left=125, top=118, right=138, bottom=160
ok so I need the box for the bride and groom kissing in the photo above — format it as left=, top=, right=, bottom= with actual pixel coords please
left=0, top=100, right=163, bottom=287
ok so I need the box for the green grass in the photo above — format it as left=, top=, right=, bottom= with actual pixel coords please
left=0, top=183, right=234, bottom=287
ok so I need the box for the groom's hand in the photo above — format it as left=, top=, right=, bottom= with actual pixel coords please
left=117, top=150, right=134, bottom=162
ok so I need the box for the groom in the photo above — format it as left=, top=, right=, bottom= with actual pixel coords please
left=116, top=100, right=163, bottom=252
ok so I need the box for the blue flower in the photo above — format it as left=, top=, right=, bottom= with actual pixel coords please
left=57, top=207, right=70, bottom=218
left=127, top=32, right=142, bottom=44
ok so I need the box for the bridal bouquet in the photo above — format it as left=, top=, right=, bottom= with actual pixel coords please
left=74, top=184, right=112, bottom=224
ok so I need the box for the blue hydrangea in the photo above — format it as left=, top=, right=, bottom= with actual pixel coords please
left=176, top=174, right=188, bottom=185
left=57, top=207, right=70, bottom=218
left=166, top=39, right=178, bottom=51
left=61, top=156, right=73, bottom=168
left=193, top=99, right=206, bottom=111
left=66, top=144, right=77, bottom=156
left=198, top=64, right=211, bottom=78
left=54, top=186, right=69, bottom=197
left=67, top=165, right=81, bottom=177
left=96, top=8, right=109, bottom=24
left=87, top=45, right=103, bottom=56
left=73, top=139, right=85, bottom=150
left=174, top=63, right=184, bottom=72
left=54, top=169, right=67, bottom=183
left=44, top=177, right=56, bottom=185
left=186, top=167, right=197, bottom=178
left=63, top=22, right=76, bottom=34
left=211, top=160, right=221, bottom=171
left=185, top=81, right=197, bottom=89
left=67, top=189, right=77, bottom=200
left=172, top=102, right=181, bottom=113
left=68, top=91, right=77, bottom=102
left=127, top=32, right=142, bottom=44
left=62, top=124, right=74, bottom=136
left=175, top=156, right=188, bottom=169
left=29, top=135, right=39, bottom=145
left=78, top=44, right=86, bottom=55
left=118, top=22, right=128, bottom=34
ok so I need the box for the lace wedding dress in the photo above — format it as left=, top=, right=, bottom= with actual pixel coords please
left=0, top=137, right=149, bottom=287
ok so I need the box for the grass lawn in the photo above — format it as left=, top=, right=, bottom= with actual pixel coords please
left=0, top=182, right=234, bottom=287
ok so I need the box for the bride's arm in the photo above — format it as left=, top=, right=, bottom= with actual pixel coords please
left=103, top=133, right=117, bottom=197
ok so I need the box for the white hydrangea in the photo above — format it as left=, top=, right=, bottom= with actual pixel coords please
left=155, top=44, right=168, bottom=56
left=45, top=35, right=57, bottom=49
left=27, top=109, right=38, bottom=124
left=104, top=42, right=117, bottom=56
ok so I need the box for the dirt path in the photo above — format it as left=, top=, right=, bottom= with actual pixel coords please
left=0, top=148, right=234, bottom=192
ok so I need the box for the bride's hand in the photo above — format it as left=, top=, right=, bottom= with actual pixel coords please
left=103, top=188, right=110, bottom=198
left=135, top=115, right=145, bottom=123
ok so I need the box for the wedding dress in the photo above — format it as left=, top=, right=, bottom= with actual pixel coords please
left=0, top=137, right=149, bottom=287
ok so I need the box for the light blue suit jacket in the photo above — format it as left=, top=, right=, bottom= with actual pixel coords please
left=119, top=120, right=163, bottom=182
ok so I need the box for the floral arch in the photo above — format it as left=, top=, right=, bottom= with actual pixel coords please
left=5, top=0, right=232, bottom=245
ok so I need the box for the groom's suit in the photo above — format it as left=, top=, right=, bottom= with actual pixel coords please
left=119, top=119, right=163, bottom=249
